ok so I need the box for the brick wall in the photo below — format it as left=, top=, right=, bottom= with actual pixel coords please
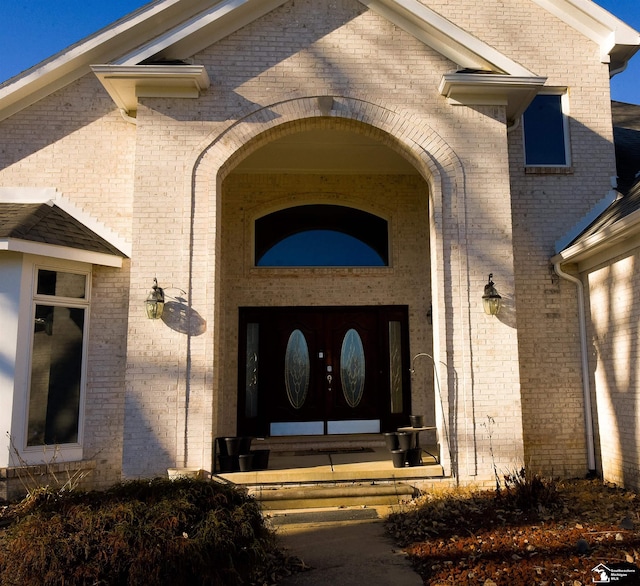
left=586, top=252, right=640, bottom=490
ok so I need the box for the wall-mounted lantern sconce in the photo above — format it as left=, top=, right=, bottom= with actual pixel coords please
left=482, top=273, right=502, bottom=316
left=145, top=278, right=165, bottom=319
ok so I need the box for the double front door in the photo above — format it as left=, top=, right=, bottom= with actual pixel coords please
left=238, top=306, right=410, bottom=437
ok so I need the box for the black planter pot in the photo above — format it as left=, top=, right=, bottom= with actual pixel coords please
left=239, top=436, right=253, bottom=455
left=409, top=414, right=425, bottom=428
left=224, top=437, right=242, bottom=456
left=239, top=454, right=254, bottom=472
left=251, top=449, right=270, bottom=470
left=216, top=437, right=228, bottom=457
left=218, top=455, right=239, bottom=473
left=391, top=449, right=407, bottom=468
left=406, top=447, right=422, bottom=467
left=397, top=432, right=415, bottom=451
left=384, top=432, right=399, bottom=451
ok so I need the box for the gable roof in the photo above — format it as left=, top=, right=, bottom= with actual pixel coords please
left=0, top=189, right=130, bottom=267
left=0, top=0, right=637, bottom=122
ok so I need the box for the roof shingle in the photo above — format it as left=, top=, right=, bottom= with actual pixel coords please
left=0, top=203, right=124, bottom=257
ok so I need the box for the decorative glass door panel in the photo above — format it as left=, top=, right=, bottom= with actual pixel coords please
left=237, top=306, right=410, bottom=436
left=285, top=329, right=311, bottom=409
left=340, top=329, right=365, bottom=408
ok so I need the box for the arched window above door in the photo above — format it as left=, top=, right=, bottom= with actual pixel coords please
left=255, top=205, right=389, bottom=267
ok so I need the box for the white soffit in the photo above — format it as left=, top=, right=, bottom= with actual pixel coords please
left=91, top=65, right=210, bottom=115
left=439, top=73, right=547, bottom=123
left=0, top=239, right=124, bottom=268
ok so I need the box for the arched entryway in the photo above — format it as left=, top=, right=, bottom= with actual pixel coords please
left=220, top=122, right=433, bottom=439
left=189, top=97, right=464, bottom=475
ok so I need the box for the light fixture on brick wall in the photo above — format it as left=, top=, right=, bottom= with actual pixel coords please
left=145, top=278, right=165, bottom=319
left=482, top=273, right=502, bottom=316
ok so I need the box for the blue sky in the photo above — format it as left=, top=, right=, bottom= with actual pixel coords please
left=1, top=0, right=639, bottom=103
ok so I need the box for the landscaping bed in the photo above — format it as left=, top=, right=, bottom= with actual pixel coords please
left=0, top=478, right=301, bottom=586
left=386, top=474, right=640, bottom=585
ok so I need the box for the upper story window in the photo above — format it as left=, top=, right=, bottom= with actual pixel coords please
left=27, top=267, right=90, bottom=448
left=255, top=205, right=389, bottom=267
left=522, top=93, right=570, bottom=167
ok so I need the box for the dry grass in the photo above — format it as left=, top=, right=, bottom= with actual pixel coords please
left=0, top=478, right=301, bottom=586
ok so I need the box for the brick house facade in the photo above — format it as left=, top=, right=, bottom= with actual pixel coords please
left=0, top=0, right=638, bottom=497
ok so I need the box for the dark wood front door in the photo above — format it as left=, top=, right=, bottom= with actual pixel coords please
left=238, top=306, right=410, bottom=436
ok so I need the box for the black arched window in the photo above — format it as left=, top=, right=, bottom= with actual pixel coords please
left=255, top=205, right=389, bottom=267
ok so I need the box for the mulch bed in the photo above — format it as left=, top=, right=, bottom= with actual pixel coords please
left=386, top=478, right=640, bottom=585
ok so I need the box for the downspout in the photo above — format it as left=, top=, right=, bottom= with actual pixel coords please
left=553, top=261, right=596, bottom=473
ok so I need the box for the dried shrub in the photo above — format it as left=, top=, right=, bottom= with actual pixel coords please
left=386, top=471, right=561, bottom=547
left=499, top=466, right=560, bottom=512
left=0, top=478, right=287, bottom=586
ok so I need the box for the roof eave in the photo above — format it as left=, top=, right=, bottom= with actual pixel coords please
left=552, top=207, right=640, bottom=270
left=439, top=73, right=547, bottom=123
left=91, top=64, right=210, bottom=116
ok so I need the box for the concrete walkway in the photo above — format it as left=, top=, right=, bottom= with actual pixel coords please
left=268, top=506, right=423, bottom=585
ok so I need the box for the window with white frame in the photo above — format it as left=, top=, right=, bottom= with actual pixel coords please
left=522, top=92, right=570, bottom=167
left=26, top=267, right=89, bottom=448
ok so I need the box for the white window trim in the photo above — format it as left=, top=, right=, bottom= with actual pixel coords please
left=11, top=256, right=91, bottom=465
left=523, top=89, right=571, bottom=168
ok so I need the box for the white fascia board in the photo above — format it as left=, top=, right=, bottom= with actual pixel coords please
left=0, top=187, right=131, bottom=259
left=91, top=65, right=210, bottom=115
left=361, top=0, right=537, bottom=76
left=0, top=239, right=123, bottom=268
left=531, top=0, right=640, bottom=64
left=552, top=207, right=640, bottom=270
left=0, top=187, right=58, bottom=203
left=116, top=0, right=290, bottom=66
left=439, top=73, right=547, bottom=122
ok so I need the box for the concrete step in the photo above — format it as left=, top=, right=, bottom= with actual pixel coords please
left=250, top=482, right=418, bottom=510
left=216, top=446, right=444, bottom=483
left=213, top=443, right=446, bottom=510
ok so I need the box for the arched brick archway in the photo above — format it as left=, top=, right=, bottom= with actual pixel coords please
left=187, top=96, right=469, bottom=475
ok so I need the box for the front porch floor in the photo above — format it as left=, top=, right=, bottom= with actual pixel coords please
left=215, top=446, right=444, bottom=485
